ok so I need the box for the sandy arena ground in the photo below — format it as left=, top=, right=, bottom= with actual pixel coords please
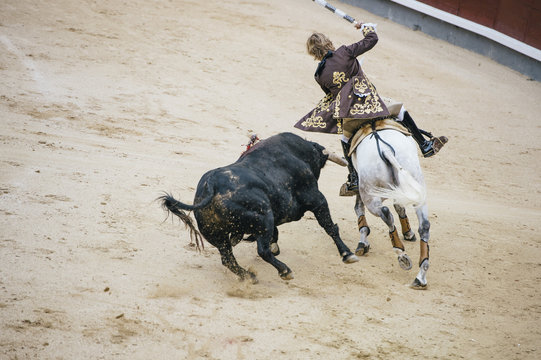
left=1, top=0, right=540, bottom=359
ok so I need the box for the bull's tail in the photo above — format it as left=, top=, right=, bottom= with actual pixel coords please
left=368, top=150, right=426, bottom=208
left=158, top=192, right=209, bottom=251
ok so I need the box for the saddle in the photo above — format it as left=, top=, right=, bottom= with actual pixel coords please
left=347, top=118, right=410, bottom=156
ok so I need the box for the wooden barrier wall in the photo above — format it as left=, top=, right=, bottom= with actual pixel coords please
left=417, top=0, right=541, bottom=49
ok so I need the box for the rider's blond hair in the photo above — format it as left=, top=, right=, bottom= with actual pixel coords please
left=306, top=33, right=335, bottom=61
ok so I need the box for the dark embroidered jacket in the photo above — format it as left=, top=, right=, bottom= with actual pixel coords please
left=295, top=27, right=390, bottom=134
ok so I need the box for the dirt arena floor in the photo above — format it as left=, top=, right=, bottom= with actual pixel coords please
left=1, top=0, right=540, bottom=359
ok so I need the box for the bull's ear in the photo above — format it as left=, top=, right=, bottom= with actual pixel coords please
left=322, top=149, right=347, bottom=167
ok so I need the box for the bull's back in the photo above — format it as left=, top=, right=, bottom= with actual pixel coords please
left=192, top=133, right=321, bottom=232
left=195, top=163, right=311, bottom=228
left=203, top=162, right=301, bottom=208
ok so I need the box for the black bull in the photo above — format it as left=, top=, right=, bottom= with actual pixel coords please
left=159, top=132, right=359, bottom=283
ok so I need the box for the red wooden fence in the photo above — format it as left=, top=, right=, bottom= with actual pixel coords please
left=417, top=0, right=541, bottom=49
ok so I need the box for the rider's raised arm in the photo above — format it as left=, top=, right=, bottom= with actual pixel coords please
left=345, top=24, right=378, bottom=58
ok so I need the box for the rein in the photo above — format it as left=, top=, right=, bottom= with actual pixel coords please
left=369, top=120, right=395, bottom=166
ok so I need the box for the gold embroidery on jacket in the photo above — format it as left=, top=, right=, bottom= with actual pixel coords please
left=349, top=94, right=383, bottom=115
left=317, top=92, right=333, bottom=112
left=334, top=92, right=341, bottom=118
left=333, top=72, right=349, bottom=88
left=353, top=77, right=369, bottom=94
left=301, top=93, right=333, bottom=129
left=301, top=114, right=327, bottom=129
left=350, top=77, right=383, bottom=115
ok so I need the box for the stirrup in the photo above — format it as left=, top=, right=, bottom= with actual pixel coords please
left=432, top=136, right=448, bottom=153
left=422, top=136, right=448, bottom=158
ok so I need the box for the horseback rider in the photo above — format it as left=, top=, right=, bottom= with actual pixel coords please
left=294, top=22, right=447, bottom=195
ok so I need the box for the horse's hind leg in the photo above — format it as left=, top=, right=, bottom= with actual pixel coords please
left=354, top=195, right=371, bottom=256
left=381, top=206, right=413, bottom=271
left=218, top=242, right=258, bottom=284
left=411, top=203, right=430, bottom=289
left=393, top=203, right=417, bottom=242
left=366, top=198, right=412, bottom=271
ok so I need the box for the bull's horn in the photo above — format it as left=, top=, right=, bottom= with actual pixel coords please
left=323, top=149, right=347, bottom=167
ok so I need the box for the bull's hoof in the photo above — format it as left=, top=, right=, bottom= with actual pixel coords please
left=410, top=278, right=427, bottom=290
left=355, top=242, right=370, bottom=256
left=279, top=269, right=294, bottom=280
left=342, top=253, right=359, bottom=264
left=241, top=272, right=258, bottom=284
left=270, top=242, right=280, bottom=256
left=339, top=183, right=357, bottom=197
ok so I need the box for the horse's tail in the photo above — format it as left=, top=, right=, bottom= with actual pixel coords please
left=158, top=192, right=213, bottom=251
left=368, top=150, right=426, bottom=208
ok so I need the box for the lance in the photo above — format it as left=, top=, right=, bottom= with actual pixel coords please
left=312, top=0, right=360, bottom=25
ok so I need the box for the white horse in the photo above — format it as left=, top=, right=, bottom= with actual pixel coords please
left=351, top=126, right=430, bottom=289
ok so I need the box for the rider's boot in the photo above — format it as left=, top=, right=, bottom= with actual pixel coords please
left=339, top=140, right=359, bottom=197
left=401, top=111, right=448, bottom=158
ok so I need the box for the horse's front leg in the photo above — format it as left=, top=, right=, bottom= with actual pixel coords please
left=411, top=203, right=430, bottom=289
left=354, top=194, right=371, bottom=256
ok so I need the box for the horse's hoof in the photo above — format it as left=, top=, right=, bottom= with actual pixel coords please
left=404, top=233, right=417, bottom=242
left=280, top=269, right=294, bottom=280
left=355, top=243, right=370, bottom=256
left=270, top=242, right=280, bottom=256
left=410, top=278, right=427, bottom=290
left=398, top=253, right=413, bottom=270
